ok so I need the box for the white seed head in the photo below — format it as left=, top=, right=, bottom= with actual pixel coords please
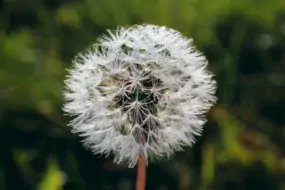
left=63, top=24, right=217, bottom=167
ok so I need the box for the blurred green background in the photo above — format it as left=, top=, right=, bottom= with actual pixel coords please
left=0, top=0, right=285, bottom=189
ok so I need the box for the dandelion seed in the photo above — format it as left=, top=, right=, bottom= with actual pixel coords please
left=63, top=24, right=217, bottom=168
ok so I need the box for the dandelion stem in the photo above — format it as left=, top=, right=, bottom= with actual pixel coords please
left=136, top=154, right=146, bottom=190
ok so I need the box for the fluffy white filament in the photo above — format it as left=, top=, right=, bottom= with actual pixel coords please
left=63, top=25, right=217, bottom=167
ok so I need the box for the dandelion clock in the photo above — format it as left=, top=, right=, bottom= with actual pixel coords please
left=63, top=24, right=217, bottom=190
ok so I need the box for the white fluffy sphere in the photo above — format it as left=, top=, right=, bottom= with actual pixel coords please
left=63, top=25, right=217, bottom=167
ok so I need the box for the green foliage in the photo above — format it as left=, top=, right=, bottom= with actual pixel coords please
left=37, top=157, right=63, bottom=190
left=0, top=0, right=285, bottom=189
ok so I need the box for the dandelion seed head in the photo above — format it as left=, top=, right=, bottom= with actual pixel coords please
left=63, top=24, right=217, bottom=167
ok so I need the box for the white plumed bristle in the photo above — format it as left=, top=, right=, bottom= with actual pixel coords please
left=63, top=24, right=217, bottom=167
